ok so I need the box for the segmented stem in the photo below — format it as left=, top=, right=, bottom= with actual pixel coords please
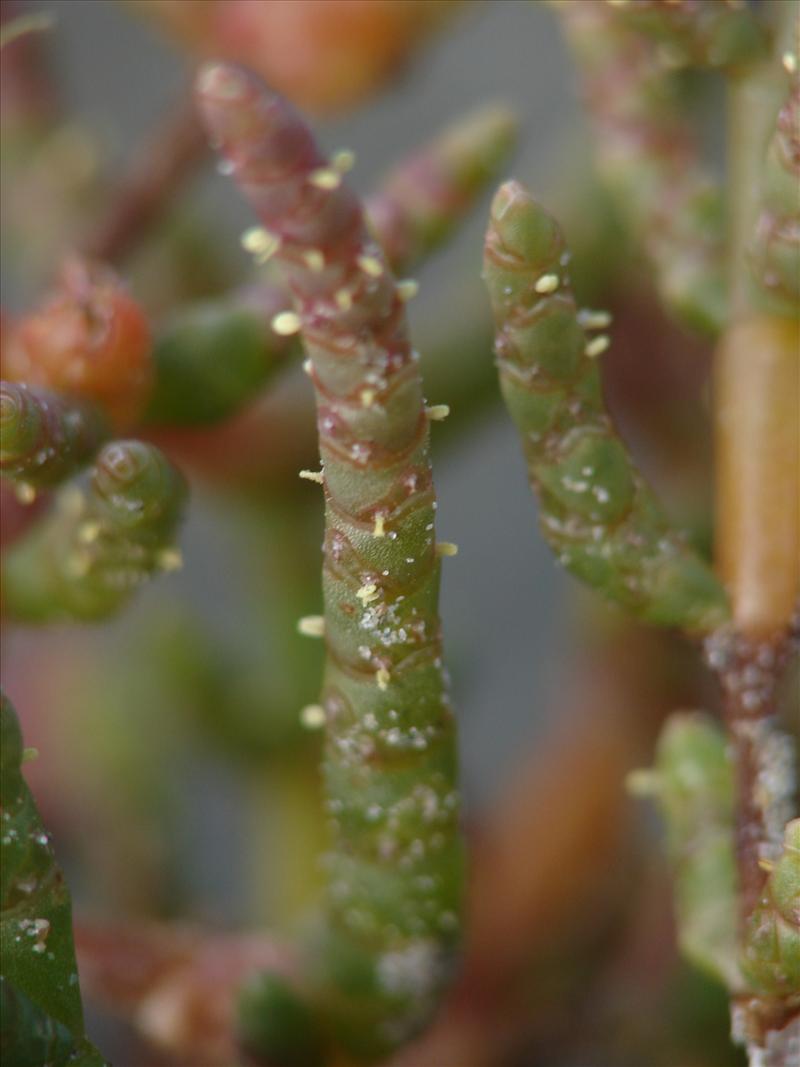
left=197, top=63, right=462, bottom=1062
left=741, top=818, right=800, bottom=999
left=2, top=440, right=186, bottom=622
left=0, top=381, right=108, bottom=488
left=145, top=104, right=517, bottom=427
left=483, top=180, right=729, bottom=632
left=0, top=692, right=107, bottom=1066
left=365, top=103, right=518, bottom=274
left=630, top=712, right=739, bottom=988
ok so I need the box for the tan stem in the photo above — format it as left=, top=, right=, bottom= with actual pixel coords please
left=714, top=315, right=800, bottom=636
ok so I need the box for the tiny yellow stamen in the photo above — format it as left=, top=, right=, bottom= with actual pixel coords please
left=335, top=289, right=353, bottom=312
left=376, top=667, right=390, bottom=691
left=578, top=308, right=612, bottom=330
left=299, top=469, right=324, bottom=484
left=425, top=404, right=450, bottom=422
left=302, top=249, right=325, bottom=272
left=77, top=520, right=102, bottom=545
left=298, top=615, right=325, bottom=637
left=757, top=858, right=775, bottom=873
left=534, top=273, right=559, bottom=294
left=271, top=310, right=302, bottom=336
left=398, top=279, right=419, bottom=302
left=373, top=513, right=386, bottom=538
left=782, top=51, right=798, bottom=73
left=585, top=335, right=610, bottom=358
left=157, top=547, right=183, bottom=573
left=241, top=227, right=280, bottom=262
left=331, top=148, right=356, bottom=174
left=302, top=358, right=313, bottom=376
left=357, top=254, right=384, bottom=278
left=360, top=388, right=376, bottom=408
left=356, top=583, right=380, bottom=605
left=22, top=747, right=39, bottom=764
left=300, top=704, right=326, bottom=729
left=14, top=483, right=36, bottom=505
left=309, top=167, right=342, bottom=190
left=436, top=542, right=459, bottom=557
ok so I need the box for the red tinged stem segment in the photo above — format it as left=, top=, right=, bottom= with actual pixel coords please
left=197, top=63, right=462, bottom=1065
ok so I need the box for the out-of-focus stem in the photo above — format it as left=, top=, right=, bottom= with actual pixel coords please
left=83, top=91, right=208, bottom=265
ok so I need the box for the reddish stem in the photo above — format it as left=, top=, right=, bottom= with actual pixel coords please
left=83, top=89, right=208, bottom=265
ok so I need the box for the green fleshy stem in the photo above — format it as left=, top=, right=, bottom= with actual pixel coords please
left=2, top=440, right=187, bottom=622
left=741, top=818, right=800, bottom=997
left=483, top=181, right=729, bottom=631
left=145, top=103, right=518, bottom=428
left=197, top=61, right=463, bottom=1063
left=0, top=693, right=108, bottom=1066
left=0, top=381, right=109, bottom=489
left=629, top=712, right=739, bottom=989
left=366, top=103, right=518, bottom=273
left=556, top=2, right=727, bottom=335
left=144, top=294, right=289, bottom=426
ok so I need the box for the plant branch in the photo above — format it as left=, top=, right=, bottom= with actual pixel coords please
left=83, top=89, right=207, bottom=266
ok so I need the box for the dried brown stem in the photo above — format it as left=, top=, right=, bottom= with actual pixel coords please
left=83, top=89, right=207, bottom=265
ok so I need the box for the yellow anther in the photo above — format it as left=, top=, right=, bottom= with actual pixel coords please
left=373, top=513, right=386, bottom=538
left=578, top=308, right=612, bottom=330
left=425, top=404, right=450, bottom=422
left=241, top=227, right=280, bottom=262
left=331, top=148, right=356, bottom=174
left=157, top=547, right=184, bottom=572
left=300, top=704, right=326, bottom=729
left=309, top=167, right=342, bottom=190
left=585, top=335, right=610, bottom=358
left=271, top=310, right=302, bottom=336
left=758, top=858, right=776, bottom=873
left=357, top=254, right=384, bottom=278
left=14, top=483, right=36, bottom=505
left=783, top=51, right=798, bottom=73
left=302, top=249, right=325, bottom=272
left=398, top=279, right=419, bottom=302
left=299, top=469, right=324, bottom=484
left=302, top=358, right=314, bottom=376
left=436, top=542, right=459, bottom=557
left=356, top=583, right=380, bottom=605
left=376, top=667, right=391, bottom=691
left=360, top=388, right=376, bottom=408
left=335, top=289, right=353, bottom=312
left=77, top=520, right=102, bottom=545
left=534, top=273, right=559, bottom=294
left=297, top=615, right=325, bottom=637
